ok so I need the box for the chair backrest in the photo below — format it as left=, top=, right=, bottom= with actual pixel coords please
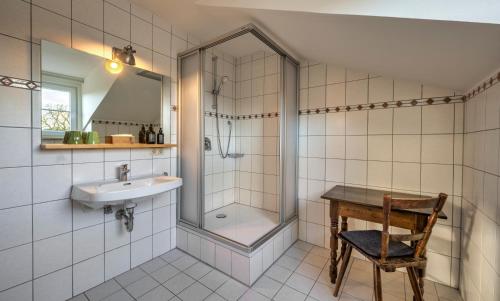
left=380, top=193, right=447, bottom=261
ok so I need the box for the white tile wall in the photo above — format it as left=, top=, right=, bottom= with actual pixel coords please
left=234, top=51, right=280, bottom=212
left=105, top=244, right=130, bottom=280
left=299, top=62, right=463, bottom=287
left=33, top=199, right=72, bottom=240
left=0, top=205, right=32, bottom=251
left=73, top=255, right=105, bottom=295
left=0, top=243, right=32, bottom=291
left=461, top=79, right=500, bottom=301
left=177, top=219, right=298, bottom=286
left=73, top=224, right=105, bottom=263
left=34, top=266, right=73, bottom=301
left=215, top=243, right=232, bottom=275
left=203, top=48, right=237, bottom=212
left=33, top=233, right=72, bottom=278
left=0, top=0, right=495, bottom=299
left=0, top=0, right=183, bottom=299
left=203, top=49, right=281, bottom=214
left=131, top=236, right=153, bottom=268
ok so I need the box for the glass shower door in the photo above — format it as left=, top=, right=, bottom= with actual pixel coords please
left=178, top=25, right=299, bottom=250
left=178, top=51, right=202, bottom=226
left=202, top=34, right=283, bottom=246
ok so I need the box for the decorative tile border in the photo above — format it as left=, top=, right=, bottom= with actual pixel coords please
left=465, top=71, right=500, bottom=100
left=236, top=112, right=280, bottom=120
left=0, top=75, right=40, bottom=91
left=204, top=111, right=280, bottom=120
left=298, top=94, right=465, bottom=115
left=204, top=112, right=235, bottom=119
left=92, top=119, right=161, bottom=127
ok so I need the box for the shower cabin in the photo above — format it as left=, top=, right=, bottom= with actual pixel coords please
left=177, top=24, right=299, bottom=258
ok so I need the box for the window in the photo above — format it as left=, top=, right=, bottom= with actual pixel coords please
left=41, top=74, right=82, bottom=139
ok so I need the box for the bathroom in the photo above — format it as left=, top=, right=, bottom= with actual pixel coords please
left=0, top=0, right=499, bottom=300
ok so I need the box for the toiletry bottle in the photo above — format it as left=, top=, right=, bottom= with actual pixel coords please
left=139, top=125, right=146, bottom=143
left=147, top=124, right=156, bottom=144
left=157, top=128, right=164, bottom=144
left=145, top=125, right=151, bottom=143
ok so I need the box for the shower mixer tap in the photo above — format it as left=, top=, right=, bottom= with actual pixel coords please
left=204, top=137, right=212, bottom=151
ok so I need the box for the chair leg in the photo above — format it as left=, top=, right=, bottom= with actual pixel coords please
left=406, top=267, right=423, bottom=301
left=373, top=263, right=383, bottom=301
left=333, top=245, right=352, bottom=296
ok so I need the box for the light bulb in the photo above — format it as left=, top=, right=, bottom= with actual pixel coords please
left=105, top=59, right=123, bottom=74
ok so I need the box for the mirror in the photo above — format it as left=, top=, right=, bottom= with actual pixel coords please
left=40, top=41, right=163, bottom=143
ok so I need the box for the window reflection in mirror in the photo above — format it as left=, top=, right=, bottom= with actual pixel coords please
left=40, top=40, right=163, bottom=143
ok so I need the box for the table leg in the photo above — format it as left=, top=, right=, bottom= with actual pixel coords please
left=330, top=201, right=339, bottom=283
left=339, top=216, right=348, bottom=262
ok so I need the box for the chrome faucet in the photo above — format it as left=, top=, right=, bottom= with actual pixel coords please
left=119, top=164, right=130, bottom=181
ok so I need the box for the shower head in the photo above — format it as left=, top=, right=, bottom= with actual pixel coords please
left=214, top=76, right=229, bottom=96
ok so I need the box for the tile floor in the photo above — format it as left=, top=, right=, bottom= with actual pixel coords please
left=69, top=240, right=462, bottom=301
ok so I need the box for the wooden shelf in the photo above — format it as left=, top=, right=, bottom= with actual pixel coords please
left=40, top=143, right=176, bottom=150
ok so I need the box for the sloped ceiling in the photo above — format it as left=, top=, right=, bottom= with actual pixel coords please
left=197, top=0, right=500, bottom=25
left=134, top=0, right=500, bottom=90
left=92, top=68, right=161, bottom=123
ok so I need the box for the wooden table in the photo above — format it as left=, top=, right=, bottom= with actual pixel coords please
left=321, top=185, right=447, bottom=296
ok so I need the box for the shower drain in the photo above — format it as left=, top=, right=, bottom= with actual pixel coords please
left=216, top=213, right=227, bottom=218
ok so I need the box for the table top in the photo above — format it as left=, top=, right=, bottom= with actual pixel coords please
left=321, top=185, right=447, bottom=219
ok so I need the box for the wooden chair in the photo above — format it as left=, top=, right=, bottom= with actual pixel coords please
left=332, top=193, right=447, bottom=301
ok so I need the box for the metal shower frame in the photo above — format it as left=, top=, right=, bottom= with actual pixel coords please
left=177, top=23, right=299, bottom=252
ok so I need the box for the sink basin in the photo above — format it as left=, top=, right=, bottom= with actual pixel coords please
left=71, top=176, right=182, bottom=209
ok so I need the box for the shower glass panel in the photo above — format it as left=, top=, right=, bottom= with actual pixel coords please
left=283, top=57, right=298, bottom=221
left=202, top=33, right=282, bottom=246
left=179, top=52, right=202, bottom=226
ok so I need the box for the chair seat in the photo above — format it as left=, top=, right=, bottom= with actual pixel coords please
left=339, top=230, right=415, bottom=258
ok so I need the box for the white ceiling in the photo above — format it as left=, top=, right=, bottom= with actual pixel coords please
left=134, top=0, right=500, bottom=90
left=197, top=0, right=500, bottom=25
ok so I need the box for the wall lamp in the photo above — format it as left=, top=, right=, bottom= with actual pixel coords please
left=112, top=45, right=136, bottom=65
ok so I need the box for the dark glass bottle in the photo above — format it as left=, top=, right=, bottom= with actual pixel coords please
left=139, top=125, right=146, bottom=143
left=157, top=128, right=164, bottom=144
left=146, top=124, right=156, bottom=144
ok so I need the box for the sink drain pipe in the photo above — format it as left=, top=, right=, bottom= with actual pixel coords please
left=116, top=202, right=137, bottom=232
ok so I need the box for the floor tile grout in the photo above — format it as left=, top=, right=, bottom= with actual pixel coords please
left=76, top=241, right=461, bottom=301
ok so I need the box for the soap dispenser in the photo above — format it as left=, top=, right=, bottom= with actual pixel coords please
left=157, top=128, right=164, bottom=144
left=146, top=124, right=156, bottom=144
left=139, top=125, right=146, bottom=143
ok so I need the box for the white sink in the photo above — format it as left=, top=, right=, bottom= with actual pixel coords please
left=71, top=176, right=182, bottom=209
